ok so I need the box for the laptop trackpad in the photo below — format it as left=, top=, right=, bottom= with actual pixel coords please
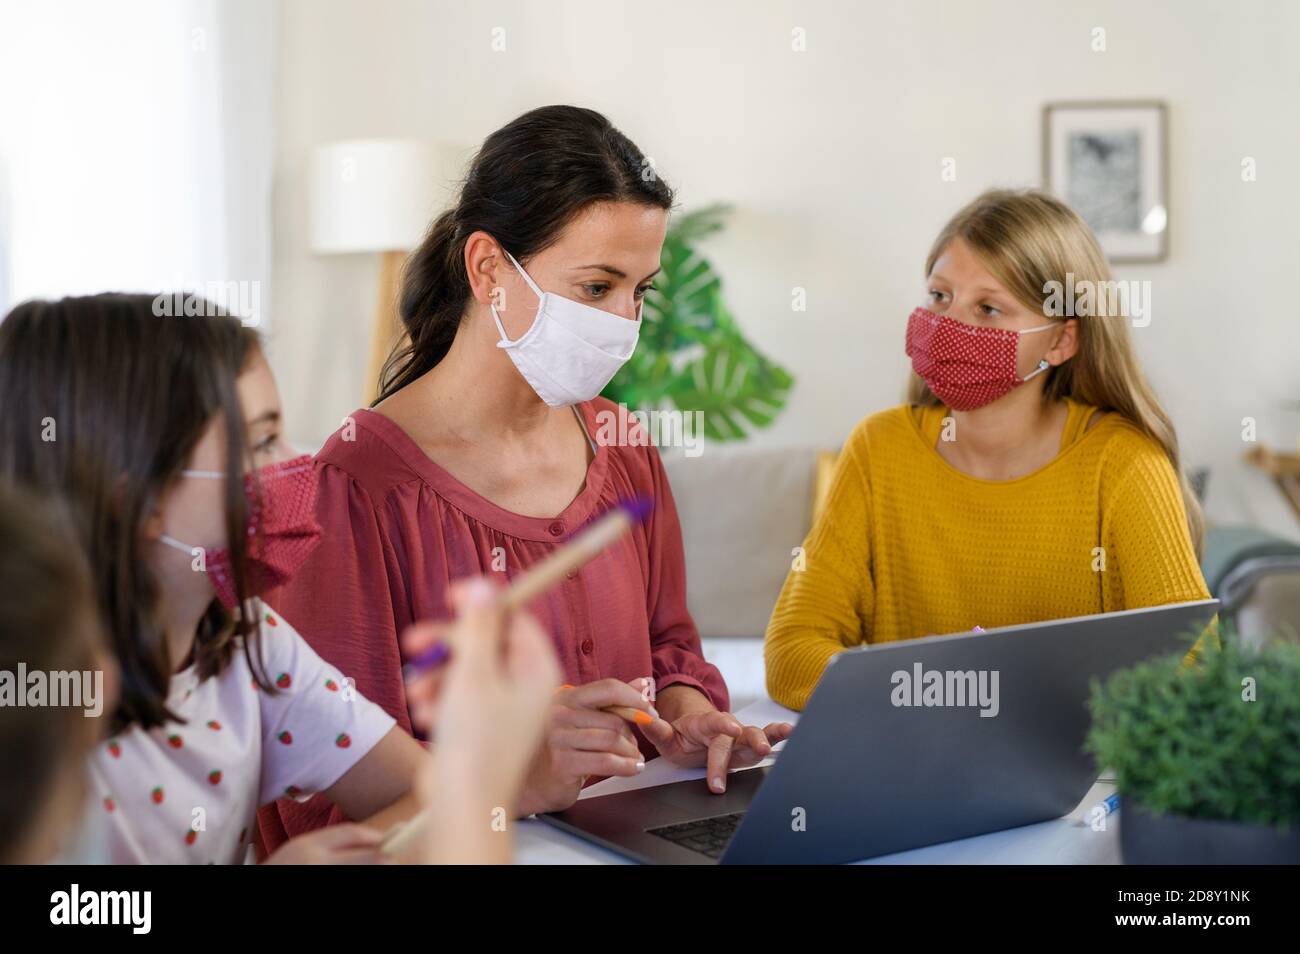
left=649, top=766, right=770, bottom=818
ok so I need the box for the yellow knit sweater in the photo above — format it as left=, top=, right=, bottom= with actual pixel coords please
left=764, top=399, right=1211, bottom=710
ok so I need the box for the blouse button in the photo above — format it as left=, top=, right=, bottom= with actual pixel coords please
left=548, top=521, right=564, bottom=537
left=580, top=639, right=594, bottom=656
left=565, top=569, right=577, bottom=581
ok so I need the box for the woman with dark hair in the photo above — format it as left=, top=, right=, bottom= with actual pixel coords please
left=0, top=294, right=431, bottom=863
left=263, top=105, right=790, bottom=847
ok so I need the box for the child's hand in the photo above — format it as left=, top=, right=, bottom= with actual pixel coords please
left=403, top=629, right=452, bottom=732
left=264, top=824, right=386, bottom=865
left=402, top=577, right=561, bottom=863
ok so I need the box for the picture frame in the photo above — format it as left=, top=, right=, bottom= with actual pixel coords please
left=1042, top=100, right=1169, bottom=263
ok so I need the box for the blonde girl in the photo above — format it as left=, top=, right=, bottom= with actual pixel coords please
left=765, top=189, right=1209, bottom=710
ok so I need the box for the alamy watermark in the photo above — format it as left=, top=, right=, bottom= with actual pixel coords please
left=593, top=403, right=705, bottom=458
left=1042, top=273, right=1151, bottom=328
left=890, top=663, right=1000, bottom=718
left=152, top=282, right=262, bottom=327
left=49, top=884, right=150, bottom=934
left=0, top=664, right=104, bottom=717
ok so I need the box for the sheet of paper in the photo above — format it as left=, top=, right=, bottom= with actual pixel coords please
left=578, top=698, right=800, bottom=800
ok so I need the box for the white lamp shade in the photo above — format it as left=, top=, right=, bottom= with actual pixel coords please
left=309, top=139, right=460, bottom=254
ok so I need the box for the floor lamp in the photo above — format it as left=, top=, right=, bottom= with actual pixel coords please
left=309, top=139, right=460, bottom=404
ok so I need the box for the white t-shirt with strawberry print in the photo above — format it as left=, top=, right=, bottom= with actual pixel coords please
left=86, top=602, right=396, bottom=864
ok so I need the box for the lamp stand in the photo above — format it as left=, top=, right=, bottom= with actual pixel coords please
left=365, top=249, right=408, bottom=405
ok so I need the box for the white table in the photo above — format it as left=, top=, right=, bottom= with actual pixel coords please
left=515, top=698, right=1119, bottom=864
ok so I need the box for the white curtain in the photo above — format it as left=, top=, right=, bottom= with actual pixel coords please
left=0, top=0, right=278, bottom=326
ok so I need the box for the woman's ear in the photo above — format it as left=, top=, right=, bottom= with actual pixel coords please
left=1047, top=318, right=1080, bottom=365
left=463, top=230, right=505, bottom=307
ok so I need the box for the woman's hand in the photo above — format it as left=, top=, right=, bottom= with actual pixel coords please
left=402, top=577, right=561, bottom=863
left=264, top=824, right=386, bottom=865
left=516, top=677, right=658, bottom=815
left=640, top=685, right=794, bottom=794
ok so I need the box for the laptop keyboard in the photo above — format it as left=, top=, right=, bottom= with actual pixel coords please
left=646, top=811, right=747, bottom=858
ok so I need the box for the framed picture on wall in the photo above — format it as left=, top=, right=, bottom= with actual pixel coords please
left=1042, top=100, right=1168, bottom=263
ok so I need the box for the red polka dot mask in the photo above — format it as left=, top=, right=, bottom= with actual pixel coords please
left=905, top=307, right=1056, bottom=411
left=159, top=455, right=323, bottom=609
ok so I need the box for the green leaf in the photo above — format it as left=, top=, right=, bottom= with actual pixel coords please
left=1085, top=623, right=1300, bottom=827
left=601, top=204, right=794, bottom=443
left=665, top=300, right=794, bottom=442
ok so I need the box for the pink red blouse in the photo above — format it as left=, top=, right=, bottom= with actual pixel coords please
left=256, top=397, right=727, bottom=852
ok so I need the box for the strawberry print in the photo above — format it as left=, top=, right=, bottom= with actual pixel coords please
left=276, top=672, right=292, bottom=689
left=167, top=733, right=183, bottom=749
left=151, top=786, right=164, bottom=805
left=265, top=611, right=278, bottom=627
left=324, top=678, right=338, bottom=692
left=278, top=730, right=293, bottom=745
left=251, top=677, right=260, bottom=691
left=185, top=829, right=197, bottom=846
left=208, top=770, right=222, bottom=785
left=335, top=733, right=352, bottom=749
left=103, top=796, right=115, bottom=812
left=107, top=739, right=121, bottom=758
left=207, top=720, right=221, bottom=731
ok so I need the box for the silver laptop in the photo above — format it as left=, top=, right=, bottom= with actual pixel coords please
left=539, top=599, right=1220, bottom=864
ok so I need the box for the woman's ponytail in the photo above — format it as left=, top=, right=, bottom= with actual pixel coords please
left=375, top=209, right=465, bottom=403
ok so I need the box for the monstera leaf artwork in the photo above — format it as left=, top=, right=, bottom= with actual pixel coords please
left=602, top=204, right=794, bottom=442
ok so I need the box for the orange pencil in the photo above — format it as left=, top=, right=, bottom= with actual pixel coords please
left=557, top=685, right=657, bottom=727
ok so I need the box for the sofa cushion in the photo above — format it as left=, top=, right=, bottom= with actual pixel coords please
left=662, top=445, right=818, bottom=640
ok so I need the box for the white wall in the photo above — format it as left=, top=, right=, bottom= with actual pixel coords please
left=270, top=0, right=1300, bottom=535
left=0, top=0, right=277, bottom=320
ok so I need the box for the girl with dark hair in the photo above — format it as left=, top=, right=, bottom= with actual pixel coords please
left=0, top=294, right=431, bottom=863
left=264, top=105, right=790, bottom=847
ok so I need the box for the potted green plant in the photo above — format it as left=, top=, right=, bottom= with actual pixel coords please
left=1085, top=628, right=1300, bottom=863
left=602, top=204, right=793, bottom=442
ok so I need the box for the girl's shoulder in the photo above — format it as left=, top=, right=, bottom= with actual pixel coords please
left=205, top=601, right=315, bottom=691
left=803, top=405, right=927, bottom=492
left=238, top=600, right=316, bottom=675
left=843, top=403, right=931, bottom=458
left=1067, top=400, right=1159, bottom=451
left=1064, top=397, right=1120, bottom=445
left=1072, top=406, right=1177, bottom=487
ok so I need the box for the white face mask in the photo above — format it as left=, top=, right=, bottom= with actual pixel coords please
left=490, top=249, right=641, bottom=407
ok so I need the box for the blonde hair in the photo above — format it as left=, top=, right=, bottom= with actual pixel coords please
left=911, top=188, right=1204, bottom=557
